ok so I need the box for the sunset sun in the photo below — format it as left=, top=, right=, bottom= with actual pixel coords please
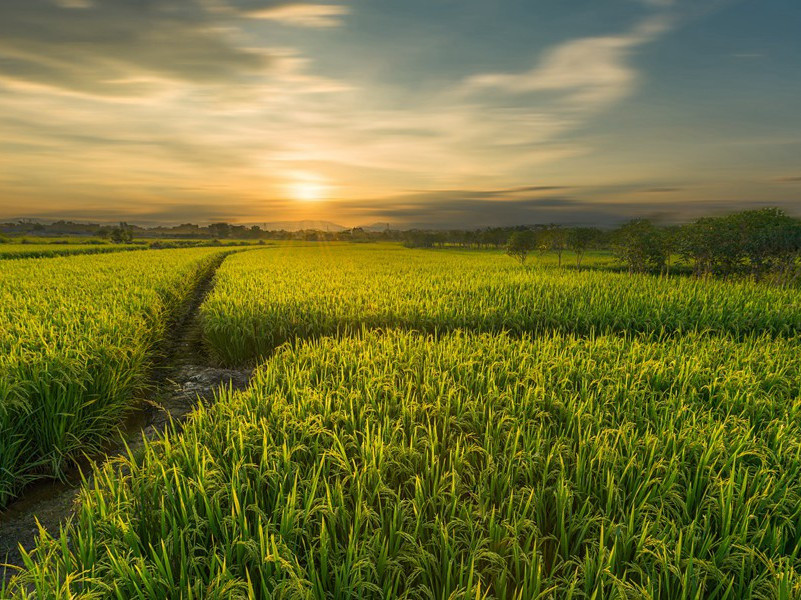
left=288, top=174, right=329, bottom=203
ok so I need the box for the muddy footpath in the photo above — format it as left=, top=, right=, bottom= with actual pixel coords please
left=0, top=257, right=252, bottom=584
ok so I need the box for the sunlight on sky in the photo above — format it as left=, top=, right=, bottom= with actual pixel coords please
left=0, top=0, right=799, bottom=226
left=287, top=173, right=330, bottom=203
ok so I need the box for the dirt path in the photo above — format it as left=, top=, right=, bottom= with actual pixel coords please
left=0, top=253, right=252, bottom=583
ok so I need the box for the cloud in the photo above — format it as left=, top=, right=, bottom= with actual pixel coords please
left=327, top=190, right=801, bottom=229
left=53, top=0, right=93, bottom=7
left=464, top=16, right=671, bottom=113
left=0, top=1, right=349, bottom=96
left=776, top=176, right=801, bottom=183
left=247, top=3, right=349, bottom=27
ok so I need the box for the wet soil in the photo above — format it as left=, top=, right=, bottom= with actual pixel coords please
left=0, top=256, right=252, bottom=584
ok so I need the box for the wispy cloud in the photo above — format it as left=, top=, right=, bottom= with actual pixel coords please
left=0, top=0, right=352, bottom=97
left=247, top=3, right=349, bottom=27
left=464, top=16, right=671, bottom=113
left=0, top=0, right=278, bottom=96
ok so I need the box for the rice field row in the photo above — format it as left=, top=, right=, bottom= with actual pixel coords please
left=0, top=244, right=141, bottom=260
left=7, top=330, right=800, bottom=598
left=200, top=244, right=801, bottom=366
left=0, top=247, right=228, bottom=507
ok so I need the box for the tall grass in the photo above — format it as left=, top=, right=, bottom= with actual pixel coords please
left=6, top=330, right=800, bottom=598
left=200, top=244, right=801, bottom=366
left=0, top=248, right=227, bottom=507
left=0, top=244, right=141, bottom=260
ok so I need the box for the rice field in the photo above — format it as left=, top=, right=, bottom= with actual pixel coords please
left=201, top=244, right=801, bottom=366
left=0, top=244, right=141, bottom=260
left=0, top=248, right=227, bottom=507
left=3, top=243, right=801, bottom=598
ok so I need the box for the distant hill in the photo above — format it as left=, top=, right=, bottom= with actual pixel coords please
left=356, top=222, right=395, bottom=232
left=257, top=220, right=347, bottom=232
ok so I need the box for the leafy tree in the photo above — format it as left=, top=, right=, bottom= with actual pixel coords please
left=679, top=209, right=801, bottom=280
left=567, top=227, right=602, bottom=268
left=679, top=217, right=734, bottom=277
left=109, top=222, right=133, bottom=244
left=506, top=230, right=536, bottom=265
left=537, top=225, right=568, bottom=267
left=208, top=222, right=231, bottom=239
left=612, top=220, right=668, bottom=273
left=730, top=208, right=801, bottom=278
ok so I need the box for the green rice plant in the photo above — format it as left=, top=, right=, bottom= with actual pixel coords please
left=200, top=244, right=801, bottom=366
left=0, top=244, right=142, bottom=260
left=6, top=330, right=800, bottom=598
left=0, top=248, right=228, bottom=507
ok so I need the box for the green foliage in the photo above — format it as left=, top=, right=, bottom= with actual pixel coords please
left=6, top=330, right=801, bottom=598
left=109, top=222, right=134, bottom=244
left=611, top=219, right=669, bottom=273
left=505, top=230, right=536, bottom=264
left=208, top=222, right=232, bottom=239
left=0, top=243, right=140, bottom=260
left=0, top=248, right=226, bottom=507
left=680, top=208, right=801, bottom=281
left=535, top=225, right=568, bottom=267
left=567, top=227, right=603, bottom=268
left=200, top=245, right=801, bottom=366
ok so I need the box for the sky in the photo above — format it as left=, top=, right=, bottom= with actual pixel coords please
left=0, top=0, right=799, bottom=228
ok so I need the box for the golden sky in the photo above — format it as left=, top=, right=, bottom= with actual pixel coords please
left=1, top=0, right=800, bottom=227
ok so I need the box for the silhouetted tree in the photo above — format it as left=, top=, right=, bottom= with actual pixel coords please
left=208, top=222, right=231, bottom=238
left=612, top=220, right=667, bottom=273
left=567, top=227, right=602, bottom=268
left=506, top=230, right=536, bottom=265
left=537, top=225, right=568, bottom=267
left=109, top=222, right=134, bottom=244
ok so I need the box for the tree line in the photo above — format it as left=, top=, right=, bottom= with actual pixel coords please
left=506, top=208, right=801, bottom=284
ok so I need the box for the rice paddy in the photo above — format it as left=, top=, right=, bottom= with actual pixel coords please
left=2, top=243, right=800, bottom=598
left=0, top=248, right=227, bottom=507
left=200, top=244, right=801, bottom=366
left=0, top=244, right=142, bottom=260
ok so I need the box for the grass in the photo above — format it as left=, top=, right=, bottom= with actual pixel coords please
left=0, top=244, right=142, bottom=260
left=0, top=248, right=228, bottom=508
left=4, top=243, right=801, bottom=598
left=5, top=330, right=800, bottom=598
left=200, top=244, right=801, bottom=367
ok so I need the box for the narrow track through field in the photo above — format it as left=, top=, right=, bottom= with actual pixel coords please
left=0, top=252, right=252, bottom=583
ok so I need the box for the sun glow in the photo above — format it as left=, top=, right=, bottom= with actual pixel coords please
left=287, top=173, right=329, bottom=202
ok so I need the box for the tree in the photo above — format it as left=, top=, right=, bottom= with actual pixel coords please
left=534, top=225, right=568, bottom=267
left=567, top=227, right=602, bottom=268
left=678, top=217, right=741, bottom=277
left=506, top=230, right=536, bottom=265
left=208, top=222, right=231, bottom=239
left=611, top=220, right=668, bottom=273
left=660, top=225, right=681, bottom=275
left=678, top=209, right=801, bottom=280
left=730, top=208, right=801, bottom=279
left=109, top=222, right=133, bottom=244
